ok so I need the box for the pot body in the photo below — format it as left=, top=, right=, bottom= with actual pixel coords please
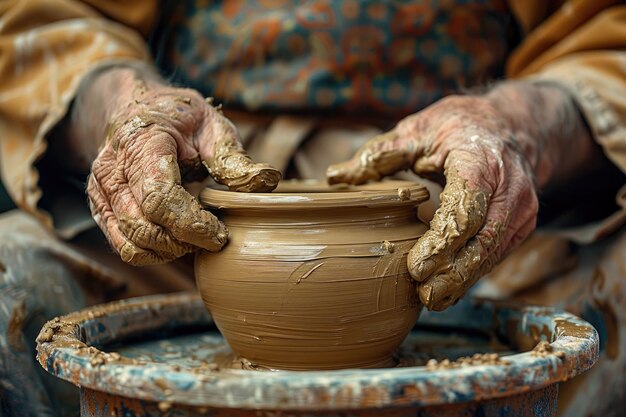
left=196, top=185, right=428, bottom=370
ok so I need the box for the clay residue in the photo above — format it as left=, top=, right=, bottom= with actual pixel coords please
left=36, top=294, right=197, bottom=382
left=85, top=348, right=124, bottom=367
left=408, top=167, right=490, bottom=311
left=206, top=119, right=282, bottom=192
left=425, top=352, right=510, bottom=370
left=106, top=114, right=154, bottom=153
left=397, top=187, right=411, bottom=201
left=530, top=341, right=566, bottom=360
left=326, top=130, right=415, bottom=185
left=140, top=174, right=228, bottom=252
left=554, top=318, right=597, bottom=340
left=211, top=353, right=279, bottom=371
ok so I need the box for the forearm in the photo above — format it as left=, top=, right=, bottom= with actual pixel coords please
left=51, top=64, right=164, bottom=175
left=484, top=80, right=603, bottom=189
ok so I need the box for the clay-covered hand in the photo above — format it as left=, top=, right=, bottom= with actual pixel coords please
left=66, top=66, right=280, bottom=265
left=327, top=81, right=597, bottom=311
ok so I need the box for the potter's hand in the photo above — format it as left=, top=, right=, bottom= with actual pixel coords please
left=328, top=81, right=598, bottom=310
left=64, top=66, right=280, bottom=265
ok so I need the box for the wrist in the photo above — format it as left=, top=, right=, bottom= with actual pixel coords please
left=484, top=81, right=599, bottom=189
left=60, top=64, right=165, bottom=173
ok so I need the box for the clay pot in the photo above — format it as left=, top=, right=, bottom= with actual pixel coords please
left=196, top=180, right=429, bottom=370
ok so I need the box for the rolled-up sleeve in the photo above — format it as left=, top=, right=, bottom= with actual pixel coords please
left=0, top=0, right=156, bottom=229
left=507, top=1, right=626, bottom=242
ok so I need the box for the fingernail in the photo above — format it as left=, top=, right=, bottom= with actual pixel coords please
left=120, top=242, right=137, bottom=264
left=419, top=276, right=449, bottom=308
left=120, top=242, right=152, bottom=266
left=249, top=166, right=281, bottom=192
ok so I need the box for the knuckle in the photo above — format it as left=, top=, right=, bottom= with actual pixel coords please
left=124, top=218, right=193, bottom=257
left=122, top=219, right=152, bottom=246
left=437, top=94, right=467, bottom=108
left=141, top=182, right=171, bottom=222
left=398, top=112, right=421, bottom=131
left=178, top=87, right=204, bottom=104
left=476, top=227, right=499, bottom=252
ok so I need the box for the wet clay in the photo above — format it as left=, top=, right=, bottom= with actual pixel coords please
left=408, top=167, right=492, bottom=311
left=205, top=118, right=282, bottom=193
left=196, top=180, right=429, bottom=370
left=326, top=130, right=415, bottom=186
left=425, top=352, right=510, bottom=370
left=531, top=341, right=566, bottom=360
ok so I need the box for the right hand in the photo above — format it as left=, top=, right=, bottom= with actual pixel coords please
left=68, top=67, right=280, bottom=265
left=327, top=82, right=598, bottom=311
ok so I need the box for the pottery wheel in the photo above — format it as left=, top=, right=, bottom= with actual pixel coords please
left=37, top=292, right=598, bottom=413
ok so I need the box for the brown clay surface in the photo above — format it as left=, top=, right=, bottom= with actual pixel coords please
left=205, top=117, right=281, bottom=192
left=196, top=180, right=429, bottom=370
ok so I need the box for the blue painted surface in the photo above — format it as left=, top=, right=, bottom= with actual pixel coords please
left=36, top=293, right=599, bottom=412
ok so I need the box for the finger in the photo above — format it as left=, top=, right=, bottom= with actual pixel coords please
left=112, top=183, right=196, bottom=258
left=199, top=111, right=281, bottom=192
left=418, top=187, right=538, bottom=311
left=418, top=253, right=498, bottom=311
left=91, top=145, right=198, bottom=257
left=87, top=174, right=174, bottom=266
left=407, top=165, right=489, bottom=282
left=326, top=130, right=418, bottom=185
left=417, top=220, right=504, bottom=311
left=122, top=131, right=228, bottom=251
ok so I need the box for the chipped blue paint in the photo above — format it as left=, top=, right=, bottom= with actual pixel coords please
left=36, top=293, right=598, bottom=416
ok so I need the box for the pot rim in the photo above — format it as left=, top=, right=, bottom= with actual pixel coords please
left=199, top=179, right=429, bottom=210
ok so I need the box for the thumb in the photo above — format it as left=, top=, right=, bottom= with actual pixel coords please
left=326, top=130, right=417, bottom=185
left=201, top=113, right=281, bottom=193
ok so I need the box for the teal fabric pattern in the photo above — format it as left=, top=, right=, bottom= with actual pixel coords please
left=154, top=0, right=515, bottom=117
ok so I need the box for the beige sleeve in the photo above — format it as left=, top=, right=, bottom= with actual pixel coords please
left=0, top=0, right=156, bottom=231
left=506, top=1, right=626, bottom=242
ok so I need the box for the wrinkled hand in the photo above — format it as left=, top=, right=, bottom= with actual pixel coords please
left=76, top=68, right=280, bottom=265
left=328, top=82, right=595, bottom=310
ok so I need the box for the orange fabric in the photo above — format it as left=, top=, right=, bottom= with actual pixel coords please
left=79, top=0, right=157, bottom=36
left=507, top=2, right=626, bottom=179
left=506, top=0, right=566, bottom=34
left=0, top=0, right=153, bottom=229
left=507, top=0, right=624, bottom=75
left=0, top=0, right=625, bottom=238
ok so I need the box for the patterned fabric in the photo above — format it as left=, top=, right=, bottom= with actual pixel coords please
left=156, top=0, right=514, bottom=116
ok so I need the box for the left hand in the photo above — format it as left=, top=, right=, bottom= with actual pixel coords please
left=58, top=65, right=281, bottom=265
